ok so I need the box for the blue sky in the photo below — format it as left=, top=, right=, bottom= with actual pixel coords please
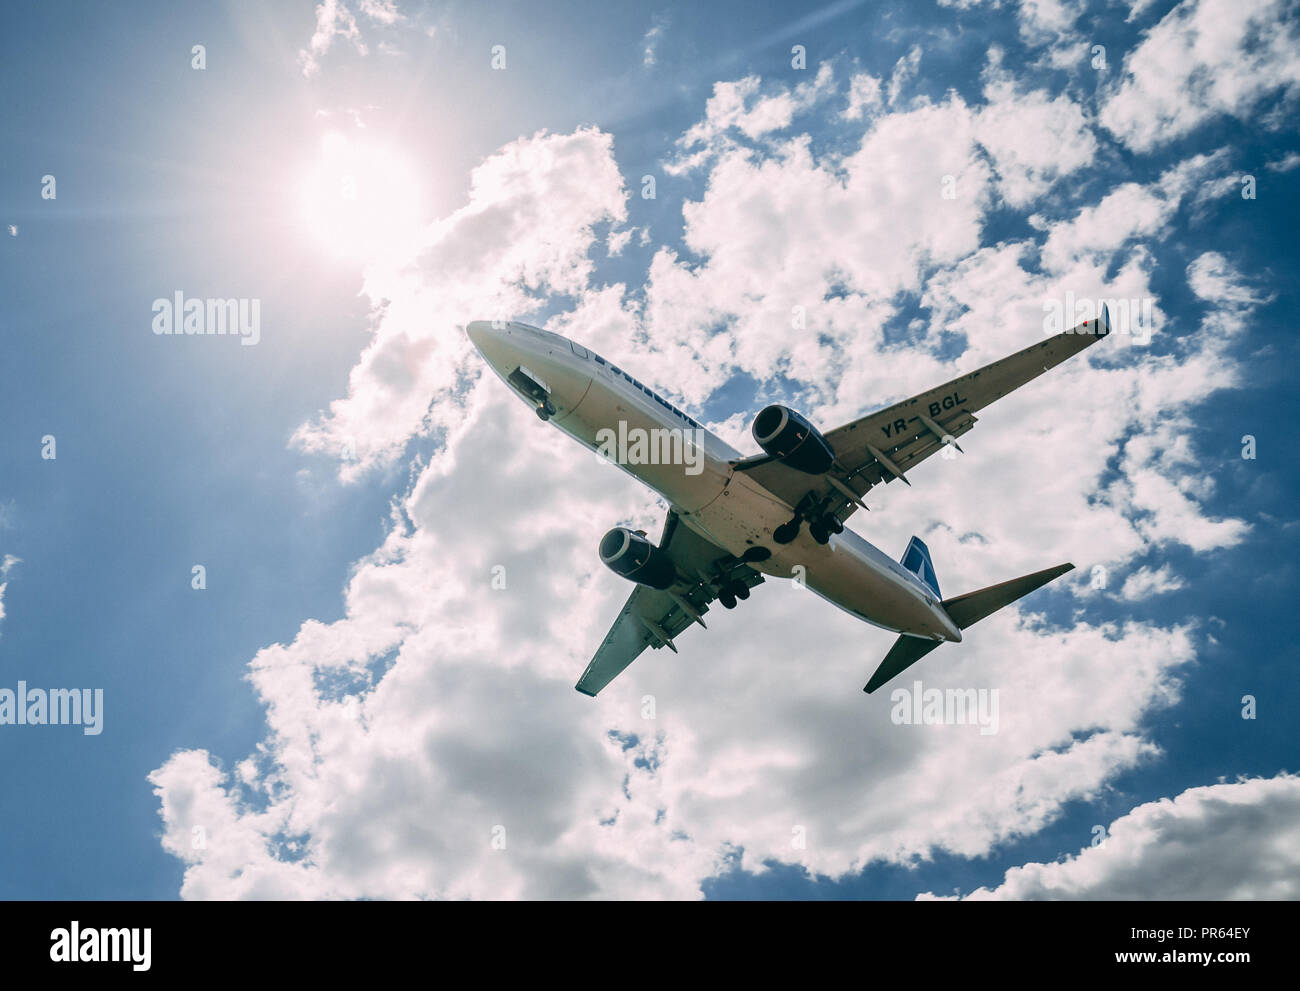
left=1, top=0, right=1298, bottom=899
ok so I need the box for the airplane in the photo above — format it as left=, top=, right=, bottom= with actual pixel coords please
left=467, top=305, right=1109, bottom=698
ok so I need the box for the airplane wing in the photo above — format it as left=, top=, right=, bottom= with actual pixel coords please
left=575, top=511, right=764, bottom=697
left=734, top=308, right=1110, bottom=520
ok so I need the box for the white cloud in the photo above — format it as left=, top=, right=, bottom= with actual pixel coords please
left=1187, top=251, right=1269, bottom=307
left=642, top=16, right=667, bottom=67
left=974, top=76, right=1097, bottom=207
left=1100, top=0, right=1300, bottom=152
left=607, top=228, right=634, bottom=257
left=1265, top=150, right=1300, bottom=172
left=920, top=774, right=1300, bottom=899
left=359, top=0, right=403, bottom=26
left=1016, top=0, right=1088, bottom=67
left=1124, top=0, right=1160, bottom=22
left=938, top=0, right=1087, bottom=67
left=151, top=64, right=1264, bottom=899
left=842, top=71, right=882, bottom=120
left=299, top=0, right=365, bottom=77
left=886, top=46, right=922, bottom=106
left=677, top=63, right=836, bottom=152
left=1121, top=565, right=1186, bottom=600
left=298, top=0, right=407, bottom=77
left=658, top=89, right=992, bottom=404
left=0, top=554, right=18, bottom=631
left=152, top=379, right=1201, bottom=895
left=1031, top=151, right=1227, bottom=274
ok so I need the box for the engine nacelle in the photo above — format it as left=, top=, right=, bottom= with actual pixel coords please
left=752, top=405, right=835, bottom=474
left=599, top=527, right=677, bottom=590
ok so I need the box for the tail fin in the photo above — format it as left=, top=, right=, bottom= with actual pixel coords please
left=900, top=536, right=940, bottom=597
left=864, top=562, right=1074, bottom=694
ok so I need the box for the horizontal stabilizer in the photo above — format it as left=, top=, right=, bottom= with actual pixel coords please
left=863, top=562, right=1074, bottom=694
left=864, top=635, right=944, bottom=694
left=941, top=563, right=1074, bottom=630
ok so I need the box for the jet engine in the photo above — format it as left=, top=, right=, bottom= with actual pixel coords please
left=752, top=405, right=835, bottom=474
left=599, top=527, right=677, bottom=589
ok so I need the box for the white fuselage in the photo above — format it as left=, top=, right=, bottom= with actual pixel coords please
left=467, top=321, right=961, bottom=642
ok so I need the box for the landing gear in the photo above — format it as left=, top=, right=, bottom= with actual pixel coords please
left=775, top=510, right=841, bottom=545
left=773, top=519, right=801, bottom=545
left=808, top=513, right=844, bottom=544
left=717, top=579, right=748, bottom=609
left=535, top=399, right=557, bottom=421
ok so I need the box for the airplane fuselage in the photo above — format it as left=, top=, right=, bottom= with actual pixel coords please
left=467, top=320, right=962, bottom=643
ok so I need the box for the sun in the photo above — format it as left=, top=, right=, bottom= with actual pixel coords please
left=299, top=133, right=422, bottom=259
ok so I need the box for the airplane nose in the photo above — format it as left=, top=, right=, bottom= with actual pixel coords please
left=466, top=320, right=495, bottom=349
left=466, top=319, right=520, bottom=379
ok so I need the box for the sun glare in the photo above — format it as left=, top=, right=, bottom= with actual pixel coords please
left=299, top=133, right=422, bottom=259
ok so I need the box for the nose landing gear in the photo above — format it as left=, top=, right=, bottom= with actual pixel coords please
left=535, top=398, right=557, bottom=421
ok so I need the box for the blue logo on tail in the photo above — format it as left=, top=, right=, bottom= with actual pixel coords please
left=901, top=536, right=941, bottom=597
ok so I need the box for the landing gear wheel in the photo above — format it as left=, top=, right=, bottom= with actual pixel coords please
left=731, top=581, right=750, bottom=601
left=718, top=589, right=737, bottom=609
left=773, top=521, right=800, bottom=545
left=825, top=516, right=844, bottom=535
left=536, top=399, right=557, bottom=421
left=809, top=521, right=830, bottom=545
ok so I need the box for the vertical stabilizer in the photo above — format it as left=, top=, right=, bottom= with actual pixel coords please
left=900, top=536, right=941, bottom=597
